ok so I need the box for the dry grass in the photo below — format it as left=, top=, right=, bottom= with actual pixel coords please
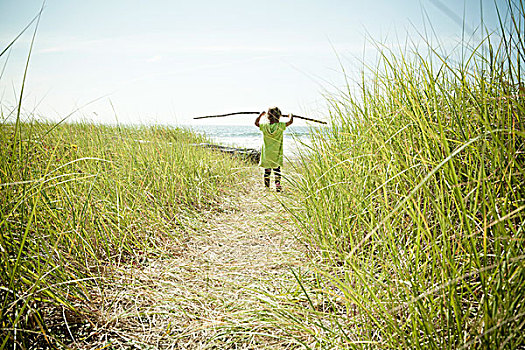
left=75, top=168, right=307, bottom=349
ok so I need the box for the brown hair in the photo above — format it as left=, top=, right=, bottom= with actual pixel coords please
left=267, top=107, right=281, bottom=123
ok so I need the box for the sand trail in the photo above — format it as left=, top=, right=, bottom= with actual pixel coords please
left=86, top=171, right=305, bottom=349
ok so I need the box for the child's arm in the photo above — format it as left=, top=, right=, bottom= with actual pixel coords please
left=285, top=114, right=294, bottom=127
left=255, top=111, right=265, bottom=127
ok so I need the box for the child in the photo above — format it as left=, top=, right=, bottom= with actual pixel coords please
left=255, top=107, right=294, bottom=192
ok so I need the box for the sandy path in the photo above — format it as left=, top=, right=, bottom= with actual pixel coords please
left=85, top=169, right=305, bottom=349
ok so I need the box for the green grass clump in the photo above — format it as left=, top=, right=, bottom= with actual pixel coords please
left=269, top=3, right=525, bottom=349
left=0, top=121, right=249, bottom=347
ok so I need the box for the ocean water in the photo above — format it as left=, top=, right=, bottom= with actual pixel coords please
left=188, top=125, right=313, bottom=158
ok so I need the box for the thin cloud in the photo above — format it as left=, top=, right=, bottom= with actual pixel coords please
left=35, top=34, right=351, bottom=57
left=146, top=55, right=163, bottom=63
left=37, top=38, right=115, bottom=54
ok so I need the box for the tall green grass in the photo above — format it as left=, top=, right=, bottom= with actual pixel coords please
left=265, top=2, right=525, bottom=348
left=0, top=121, right=249, bottom=347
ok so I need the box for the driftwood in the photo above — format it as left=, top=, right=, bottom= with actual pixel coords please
left=194, top=111, right=327, bottom=124
left=194, top=112, right=259, bottom=119
left=193, top=143, right=260, bottom=163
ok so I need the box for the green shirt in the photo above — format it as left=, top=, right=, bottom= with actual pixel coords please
left=259, top=122, right=287, bottom=168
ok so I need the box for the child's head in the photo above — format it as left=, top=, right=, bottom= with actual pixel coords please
left=267, top=107, right=281, bottom=123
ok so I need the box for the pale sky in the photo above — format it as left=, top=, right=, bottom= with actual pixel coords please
left=0, top=0, right=506, bottom=125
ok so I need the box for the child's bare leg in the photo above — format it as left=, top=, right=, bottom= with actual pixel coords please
left=274, top=167, right=281, bottom=192
left=264, top=168, right=271, bottom=188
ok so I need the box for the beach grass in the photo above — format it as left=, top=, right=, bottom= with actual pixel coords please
left=255, top=1, right=525, bottom=348
left=2, top=1, right=525, bottom=348
left=0, top=120, right=250, bottom=347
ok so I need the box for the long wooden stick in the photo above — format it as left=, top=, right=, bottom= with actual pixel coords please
left=194, top=112, right=259, bottom=119
left=289, top=114, right=327, bottom=124
left=194, top=111, right=327, bottom=124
